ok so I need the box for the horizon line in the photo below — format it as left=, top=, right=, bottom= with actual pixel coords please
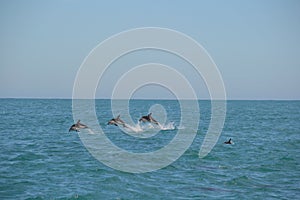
left=0, top=97, right=299, bottom=101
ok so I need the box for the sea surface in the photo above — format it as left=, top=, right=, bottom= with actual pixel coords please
left=0, top=99, right=299, bottom=199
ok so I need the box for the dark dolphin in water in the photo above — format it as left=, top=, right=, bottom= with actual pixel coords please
left=69, top=120, right=88, bottom=132
left=224, top=138, right=232, bottom=144
left=139, top=113, right=159, bottom=125
left=107, top=115, right=128, bottom=128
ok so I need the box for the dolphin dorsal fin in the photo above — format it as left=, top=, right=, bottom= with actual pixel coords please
left=148, top=113, right=152, bottom=117
left=76, top=120, right=81, bottom=124
left=116, top=115, right=120, bottom=119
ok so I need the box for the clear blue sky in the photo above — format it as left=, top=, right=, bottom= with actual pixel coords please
left=0, top=0, right=299, bottom=99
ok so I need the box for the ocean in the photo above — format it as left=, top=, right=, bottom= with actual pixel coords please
left=0, top=99, right=299, bottom=199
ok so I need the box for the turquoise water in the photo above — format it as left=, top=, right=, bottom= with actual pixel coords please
left=0, top=99, right=299, bottom=199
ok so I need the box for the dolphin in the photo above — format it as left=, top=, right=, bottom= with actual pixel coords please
left=224, top=138, right=232, bottom=144
left=107, top=115, right=128, bottom=128
left=139, top=113, right=159, bottom=125
left=69, top=120, right=88, bottom=132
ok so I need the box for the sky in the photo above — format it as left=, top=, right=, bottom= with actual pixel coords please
left=0, top=0, right=299, bottom=100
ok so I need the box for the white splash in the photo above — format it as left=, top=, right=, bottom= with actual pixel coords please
left=158, top=122, right=176, bottom=130
left=123, top=121, right=177, bottom=133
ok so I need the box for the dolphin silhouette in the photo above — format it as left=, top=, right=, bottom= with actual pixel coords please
left=107, top=115, right=128, bottom=127
left=139, top=113, right=159, bottom=125
left=69, top=120, right=88, bottom=132
left=224, top=138, right=232, bottom=144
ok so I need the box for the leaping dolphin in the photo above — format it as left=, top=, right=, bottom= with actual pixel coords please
left=224, top=138, right=232, bottom=144
left=139, top=113, right=159, bottom=125
left=107, top=115, right=128, bottom=128
left=69, top=120, right=88, bottom=132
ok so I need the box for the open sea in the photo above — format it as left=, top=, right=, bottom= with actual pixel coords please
left=0, top=99, right=299, bottom=199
